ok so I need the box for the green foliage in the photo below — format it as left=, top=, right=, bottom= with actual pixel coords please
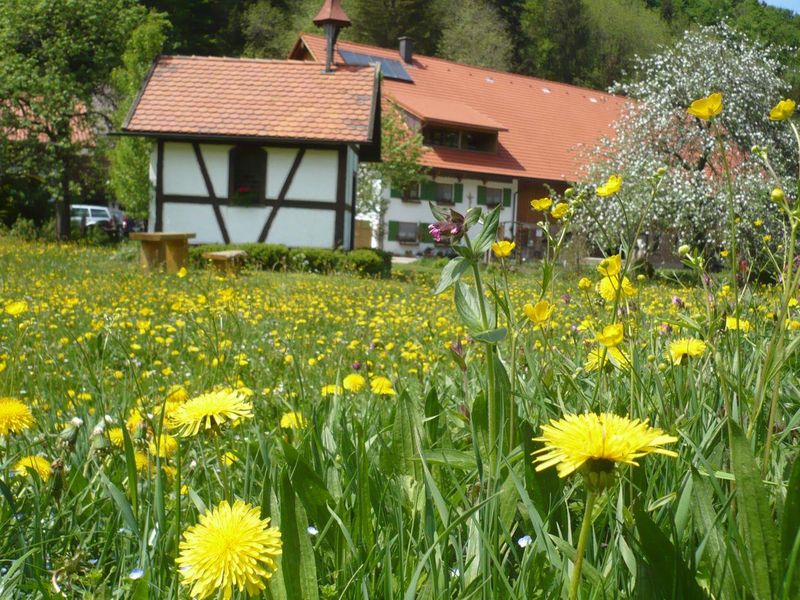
left=438, top=0, right=513, bottom=71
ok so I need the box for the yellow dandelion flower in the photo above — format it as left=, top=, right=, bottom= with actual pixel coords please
left=769, top=98, right=795, bottom=121
left=669, top=338, right=707, bottom=365
left=14, top=455, right=51, bottom=482
left=597, top=254, right=622, bottom=277
left=177, top=499, right=282, bottom=600
left=321, top=384, right=342, bottom=396
left=491, top=240, right=515, bottom=258
left=370, top=376, right=396, bottom=396
left=134, top=451, right=150, bottom=472
left=530, top=197, right=553, bottom=211
left=170, top=389, right=253, bottom=437
left=126, top=408, right=145, bottom=433
left=532, top=412, right=678, bottom=481
left=5, top=300, right=28, bottom=317
left=0, top=397, right=35, bottom=436
left=107, top=427, right=125, bottom=447
left=596, top=323, right=624, bottom=348
left=279, top=411, right=307, bottom=429
left=177, top=266, right=188, bottom=278
left=166, top=385, right=188, bottom=403
left=687, top=92, right=723, bottom=120
left=523, top=300, right=555, bottom=326
left=596, top=174, right=622, bottom=197
left=725, top=316, right=752, bottom=332
left=149, top=433, right=178, bottom=458
left=343, top=373, right=366, bottom=393
left=596, top=275, right=637, bottom=302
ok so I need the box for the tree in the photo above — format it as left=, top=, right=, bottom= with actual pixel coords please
left=574, top=24, right=794, bottom=264
left=438, top=0, right=513, bottom=71
left=350, top=0, right=444, bottom=56
left=0, top=0, right=149, bottom=238
left=109, top=11, right=170, bottom=218
left=357, top=106, right=428, bottom=249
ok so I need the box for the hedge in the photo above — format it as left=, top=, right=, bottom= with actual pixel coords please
left=189, top=244, right=391, bottom=278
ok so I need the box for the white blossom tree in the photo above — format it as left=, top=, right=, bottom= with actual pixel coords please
left=574, top=23, right=795, bottom=267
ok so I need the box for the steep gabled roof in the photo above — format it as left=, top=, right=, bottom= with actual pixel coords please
left=123, top=56, right=379, bottom=145
left=294, top=34, right=628, bottom=181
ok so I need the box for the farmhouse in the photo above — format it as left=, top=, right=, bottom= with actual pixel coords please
left=121, top=3, right=380, bottom=249
left=291, top=9, right=628, bottom=258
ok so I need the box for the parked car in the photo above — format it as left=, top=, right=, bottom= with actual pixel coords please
left=70, top=204, right=124, bottom=236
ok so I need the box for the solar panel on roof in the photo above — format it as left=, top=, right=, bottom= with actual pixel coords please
left=339, top=49, right=413, bottom=82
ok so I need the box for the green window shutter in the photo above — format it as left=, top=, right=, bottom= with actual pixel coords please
left=477, top=186, right=487, bottom=205
left=503, top=188, right=512, bottom=207
left=421, top=180, right=437, bottom=201
left=419, top=223, right=434, bottom=243
left=390, top=185, right=403, bottom=199
left=388, top=221, right=399, bottom=241
left=454, top=183, right=464, bottom=203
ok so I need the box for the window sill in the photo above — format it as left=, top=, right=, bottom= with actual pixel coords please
left=398, top=240, right=419, bottom=245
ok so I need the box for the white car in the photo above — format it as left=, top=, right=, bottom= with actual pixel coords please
left=70, top=205, right=122, bottom=233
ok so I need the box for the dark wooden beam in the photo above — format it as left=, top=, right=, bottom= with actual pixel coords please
left=162, top=195, right=338, bottom=211
left=258, top=148, right=305, bottom=243
left=334, top=147, right=347, bottom=248
left=155, top=140, right=164, bottom=232
left=193, top=142, right=230, bottom=244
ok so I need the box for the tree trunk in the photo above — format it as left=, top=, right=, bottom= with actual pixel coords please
left=56, top=158, right=71, bottom=240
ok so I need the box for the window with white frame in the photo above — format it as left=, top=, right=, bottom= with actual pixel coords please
left=397, top=222, right=418, bottom=243
left=485, top=187, right=503, bottom=206
left=435, top=182, right=454, bottom=204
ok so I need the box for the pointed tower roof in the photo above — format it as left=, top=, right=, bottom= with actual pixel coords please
left=313, top=0, right=352, bottom=28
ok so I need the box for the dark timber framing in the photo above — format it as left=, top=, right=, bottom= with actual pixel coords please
left=258, top=148, right=305, bottom=243
left=155, top=140, right=164, bottom=232
left=193, top=142, right=231, bottom=244
left=334, top=147, right=347, bottom=248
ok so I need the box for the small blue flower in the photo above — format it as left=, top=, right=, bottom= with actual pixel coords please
left=517, top=535, right=532, bottom=548
left=128, top=568, right=145, bottom=580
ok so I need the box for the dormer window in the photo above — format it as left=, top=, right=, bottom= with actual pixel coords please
left=423, top=125, right=498, bottom=153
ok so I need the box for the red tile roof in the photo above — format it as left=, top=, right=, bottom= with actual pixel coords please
left=391, top=90, right=507, bottom=132
left=123, top=56, right=378, bottom=143
left=295, top=34, right=628, bottom=181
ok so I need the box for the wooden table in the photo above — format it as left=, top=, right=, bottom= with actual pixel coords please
left=130, top=232, right=196, bottom=274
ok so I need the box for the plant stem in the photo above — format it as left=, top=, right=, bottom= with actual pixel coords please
left=569, top=490, right=596, bottom=600
left=212, top=433, right=230, bottom=501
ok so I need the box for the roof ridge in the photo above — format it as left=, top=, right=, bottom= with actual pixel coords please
left=299, top=33, right=624, bottom=100
left=159, top=54, right=341, bottom=66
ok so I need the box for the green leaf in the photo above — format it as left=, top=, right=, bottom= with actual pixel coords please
left=454, top=282, right=485, bottom=332
left=279, top=470, right=319, bottom=600
left=130, top=569, right=150, bottom=600
left=471, top=205, right=501, bottom=254
left=391, top=390, right=422, bottom=480
left=280, top=441, right=333, bottom=531
left=633, top=504, right=708, bottom=599
left=781, top=455, right=800, bottom=597
left=729, top=422, right=781, bottom=600
left=420, top=449, right=476, bottom=471
left=0, top=550, right=34, bottom=600
left=434, top=256, right=469, bottom=295
left=99, top=472, right=139, bottom=539
left=121, top=424, right=138, bottom=516
left=472, top=327, right=507, bottom=344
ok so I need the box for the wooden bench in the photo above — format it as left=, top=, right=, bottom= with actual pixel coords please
left=130, top=232, right=196, bottom=274
left=202, top=250, right=248, bottom=274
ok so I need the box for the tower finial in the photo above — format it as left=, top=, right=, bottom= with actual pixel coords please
left=313, top=0, right=351, bottom=74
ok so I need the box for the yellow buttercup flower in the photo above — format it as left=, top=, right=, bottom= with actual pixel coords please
left=596, top=323, right=624, bottom=348
left=532, top=413, right=678, bottom=481
left=491, top=240, right=515, bottom=258
left=687, top=92, right=723, bottom=120
left=343, top=373, right=366, bottom=392
left=530, top=197, right=553, bottom=211
left=769, top=98, right=796, bottom=121
left=551, top=203, right=569, bottom=219
left=177, top=266, right=188, bottom=278
left=0, top=397, right=35, bottom=436
left=178, top=500, right=282, bottom=600
left=370, top=376, right=396, bottom=396
left=14, top=455, right=52, bottom=482
left=596, top=276, right=637, bottom=302
left=578, top=277, right=592, bottom=290
left=725, top=316, right=752, bottom=332
left=597, top=254, right=622, bottom=277
left=669, top=338, right=707, bottom=364
left=524, top=300, right=555, bottom=326
left=584, top=346, right=630, bottom=372
left=279, top=411, right=307, bottom=429
left=170, top=389, right=253, bottom=437
left=5, top=300, right=28, bottom=316
left=596, top=174, right=622, bottom=197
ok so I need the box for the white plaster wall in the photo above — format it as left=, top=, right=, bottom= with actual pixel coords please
left=382, top=175, right=517, bottom=255
left=199, top=144, right=233, bottom=198
left=162, top=203, right=221, bottom=244
left=268, top=208, right=335, bottom=247
left=266, top=148, right=297, bottom=199
left=286, top=149, right=338, bottom=202
left=221, top=206, right=270, bottom=242
left=162, top=142, right=207, bottom=196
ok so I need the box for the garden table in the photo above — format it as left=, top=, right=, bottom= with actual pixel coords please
left=130, top=232, right=196, bottom=274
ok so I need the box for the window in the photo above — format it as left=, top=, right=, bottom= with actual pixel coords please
left=485, top=188, right=503, bottom=206
left=404, top=183, right=421, bottom=202
left=424, top=127, right=460, bottom=148
left=423, top=126, right=499, bottom=153
left=397, top=222, right=419, bottom=243
left=70, top=207, right=89, bottom=219
left=435, top=183, right=454, bottom=204
left=463, top=131, right=497, bottom=152
left=229, top=145, right=266, bottom=205
left=90, top=208, right=108, bottom=219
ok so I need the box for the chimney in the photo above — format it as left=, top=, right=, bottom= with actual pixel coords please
left=313, top=0, right=352, bottom=74
left=398, top=36, right=414, bottom=64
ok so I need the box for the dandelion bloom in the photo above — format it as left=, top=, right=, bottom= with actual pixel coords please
left=5, top=300, right=29, bottom=316
left=530, top=197, right=552, bottom=211
left=769, top=98, right=796, bottom=121
left=149, top=434, right=178, bottom=458
left=0, top=397, right=34, bottom=436
left=280, top=411, right=307, bottom=429
left=596, top=276, right=637, bottom=302
left=370, top=376, right=396, bottom=396
left=170, top=389, right=253, bottom=437
left=491, top=240, right=515, bottom=258
left=550, top=203, right=569, bottom=219
left=596, top=175, right=622, bottom=197
left=687, top=92, right=723, bottom=120
left=597, top=254, right=622, bottom=277
left=596, top=323, right=624, bottom=348
left=177, top=266, right=188, bottom=278
left=166, top=385, right=189, bottom=403
left=524, top=300, right=555, bottom=326
left=134, top=451, right=150, bottom=472
left=669, top=338, right=707, bottom=364
left=532, top=413, right=678, bottom=482
left=177, top=500, right=282, bottom=600
left=14, top=455, right=51, bottom=482
left=343, top=373, right=366, bottom=392
left=725, top=316, right=752, bottom=332
left=107, top=427, right=125, bottom=447
left=584, top=346, right=629, bottom=372
left=321, top=384, right=342, bottom=396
